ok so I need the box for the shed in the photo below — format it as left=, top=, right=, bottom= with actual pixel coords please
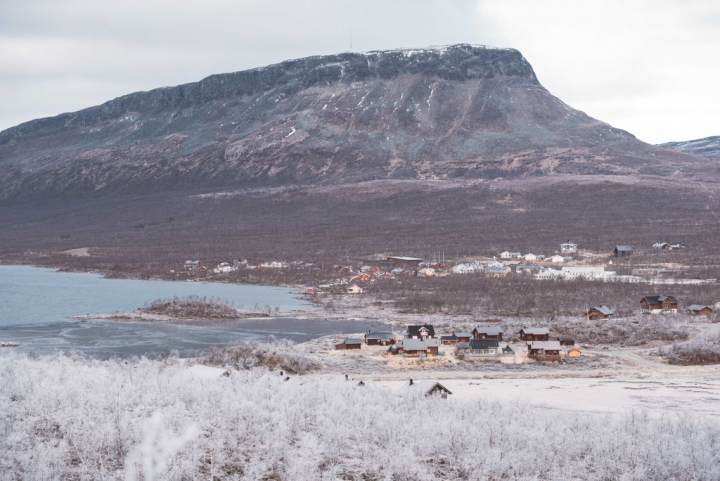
left=614, top=245, right=633, bottom=257
left=687, top=304, right=713, bottom=316
left=502, top=344, right=514, bottom=355
left=336, top=338, right=363, bottom=350
left=397, top=380, right=452, bottom=398
left=557, top=336, right=575, bottom=346
left=586, top=305, right=614, bottom=320
left=519, top=327, right=550, bottom=341
left=566, top=348, right=582, bottom=357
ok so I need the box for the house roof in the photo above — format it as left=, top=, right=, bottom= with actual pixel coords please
left=589, top=305, right=614, bottom=315
left=520, top=327, right=550, bottom=335
left=456, top=342, right=471, bottom=349
left=615, top=245, right=633, bottom=251
left=455, top=332, right=472, bottom=338
left=407, top=324, right=435, bottom=337
left=687, top=304, right=710, bottom=311
left=344, top=338, right=363, bottom=345
left=440, top=335, right=458, bottom=341
left=502, top=345, right=514, bottom=353
left=400, top=339, right=429, bottom=350
left=527, top=340, right=563, bottom=350
left=397, top=381, right=452, bottom=396
left=642, top=295, right=678, bottom=304
left=473, top=326, right=504, bottom=335
left=557, top=336, right=575, bottom=341
left=366, top=331, right=395, bottom=340
left=469, top=339, right=500, bottom=349
left=425, top=339, right=441, bottom=347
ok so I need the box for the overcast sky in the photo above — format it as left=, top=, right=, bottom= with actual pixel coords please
left=1, top=0, right=717, bottom=143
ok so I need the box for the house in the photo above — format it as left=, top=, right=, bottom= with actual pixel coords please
left=562, top=266, right=607, bottom=280
left=472, top=326, right=503, bottom=341
left=304, top=286, right=319, bottom=295
left=687, top=304, right=713, bottom=316
left=585, top=305, right=614, bottom=320
left=396, top=339, right=439, bottom=357
left=519, top=327, right=550, bottom=341
left=184, top=260, right=201, bottom=271
left=365, top=330, right=396, bottom=345
left=452, top=262, right=484, bottom=274
left=523, top=253, right=537, bottom=262
left=499, top=251, right=512, bottom=259
left=527, top=340, right=563, bottom=361
left=502, top=344, right=514, bottom=356
left=407, top=324, right=436, bottom=339
left=397, top=380, right=452, bottom=398
left=548, top=255, right=565, bottom=263
left=467, top=339, right=500, bottom=357
left=653, top=242, right=671, bottom=250
left=560, top=242, right=578, bottom=254
left=259, top=261, right=288, bottom=269
left=557, top=336, right=575, bottom=346
left=510, top=252, right=522, bottom=259
left=669, top=244, right=686, bottom=250
left=566, top=347, right=582, bottom=358
left=614, top=245, right=633, bottom=257
left=534, top=268, right=562, bottom=280
left=360, top=265, right=378, bottom=274
left=417, top=268, right=436, bottom=277
left=440, top=334, right=459, bottom=346
left=348, top=274, right=371, bottom=283
left=516, top=265, right=542, bottom=275
left=333, top=265, right=352, bottom=274
left=455, top=332, right=472, bottom=343
left=640, top=295, right=678, bottom=314
left=335, top=338, right=363, bottom=350
left=486, top=266, right=510, bottom=277
left=346, top=284, right=364, bottom=294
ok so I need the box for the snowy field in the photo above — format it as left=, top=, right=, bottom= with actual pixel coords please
left=2, top=352, right=720, bottom=480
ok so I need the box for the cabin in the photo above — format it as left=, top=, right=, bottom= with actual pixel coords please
left=548, top=255, right=565, bottom=263
left=640, top=295, right=678, bottom=314
left=527, top=340, right=563, bottom=361
left=440, top=334, right=459, bottom=346
left=407, top=324, right=436, bottom=340
left=346, top=284, right=364, bottom=294
left=560, top=242, right=578, bottom=254
left=472, top=326, right=504, bottom=341
left=499, top=251, right=512, bottom=259
left=557, top=336, right=575, bottom=346
left=614, top=245, right=633, bottom=257
left=468, top=339, right=500, bottom=357
left=348, top=274, right=371, bottom=283
left=585, top=305, right=614, bottom=320
left=519, top=327, right=550, bottom=342
left=184, top=260, right=201, bottom=271
left=523, top=253, right=537, bottom=262
left=653, top=242, right=671, bottom=250
left=687, top=304, right=713, bottom=316
left=335, top=338, right=363, bottom=350
left=502, top=344, right=514, bottom=356
left=397, top=380, right=452, bottom=398
left=365, top=331, right=396, bottom=346
left=455, top=332, right=472, bottom=343
left=396, top=339, right=439, bottom=357
left=566, top=347, right=582, bottom=357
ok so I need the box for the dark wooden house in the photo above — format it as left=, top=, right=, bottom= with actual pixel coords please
left=527, top=340, right=563, bottom=361
left=640, top=295, right=678, bottom=314
left=687, top=304, right=713, bottom=316
left=407, top=324, right=436, bottom=340
left=614, top=245, right=633, bottom=257
left=519, top=327, right=550, bottom=342
left=440, top=334, right=459, bottom=346
left=585, top=305, right=614, bottom=320
left=365, top=331, right=396, bottom=346
left=557, top=336, right=575, bottom=346
left=335, top=338, right=363, bottom=350
left=472, top=326, right=504, bottom=341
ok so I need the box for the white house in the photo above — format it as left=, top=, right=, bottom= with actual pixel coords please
left=499, top=251, right=512, bottom=259
left=523, top=253, right=537, bottom=262
left=534, top=268, right=562, bottom=280
left=452, top=262, right=484, bottom=274
left=548, top=255, right=565, bottom=263
left=259, top=261, right=288, bottom=269
left=418, top=268, right=436, bottom=277
left=561, top=266, right=606, bottom=280
left=346, top=284, right=363, bottom=294
left=560, top=242, right=578, bottom=254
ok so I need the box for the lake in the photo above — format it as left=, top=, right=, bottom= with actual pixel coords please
left=0, top=266, right=386, bottom=358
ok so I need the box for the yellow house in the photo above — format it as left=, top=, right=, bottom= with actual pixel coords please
left=566, top=348, right=582, bottom=357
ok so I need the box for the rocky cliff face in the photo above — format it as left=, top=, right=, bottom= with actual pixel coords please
left=0, top=44, right=711, bottom=200
left=660, top=136, right=720, bottom=160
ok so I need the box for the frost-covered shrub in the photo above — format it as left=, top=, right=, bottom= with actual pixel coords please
left=202, top=339, right=323, bottom=374
left=141, top=295, right=242, bottom=319
left=659, top=333, right=720, bottom=365
left=1, top=353, right=720, bottom=480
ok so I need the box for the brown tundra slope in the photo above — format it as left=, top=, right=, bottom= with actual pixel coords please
left=0, top=44, right=712, bottom=200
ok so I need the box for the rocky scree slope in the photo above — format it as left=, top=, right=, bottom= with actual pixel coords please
left=0, top=44, right=711, bottom=200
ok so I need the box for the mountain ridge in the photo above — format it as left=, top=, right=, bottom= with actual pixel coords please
left=0, top=44, right=713, bottom=201
left=660, top=136, right=720, bottom=160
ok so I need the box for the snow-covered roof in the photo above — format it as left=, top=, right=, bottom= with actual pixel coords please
left=687, top=304, right=709, bottom=311
left=520, top=327, right=550, bottom=335
left=396, top=381, right=452, bottom=397
left=474, top=326, right=503, bottom=335
left=527, top=341, right=563, bottom=350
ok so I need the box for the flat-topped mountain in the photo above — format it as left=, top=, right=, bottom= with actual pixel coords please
left=660, top=136, right=720, bottom=159
left=0, top=44, right=712, bottom=200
